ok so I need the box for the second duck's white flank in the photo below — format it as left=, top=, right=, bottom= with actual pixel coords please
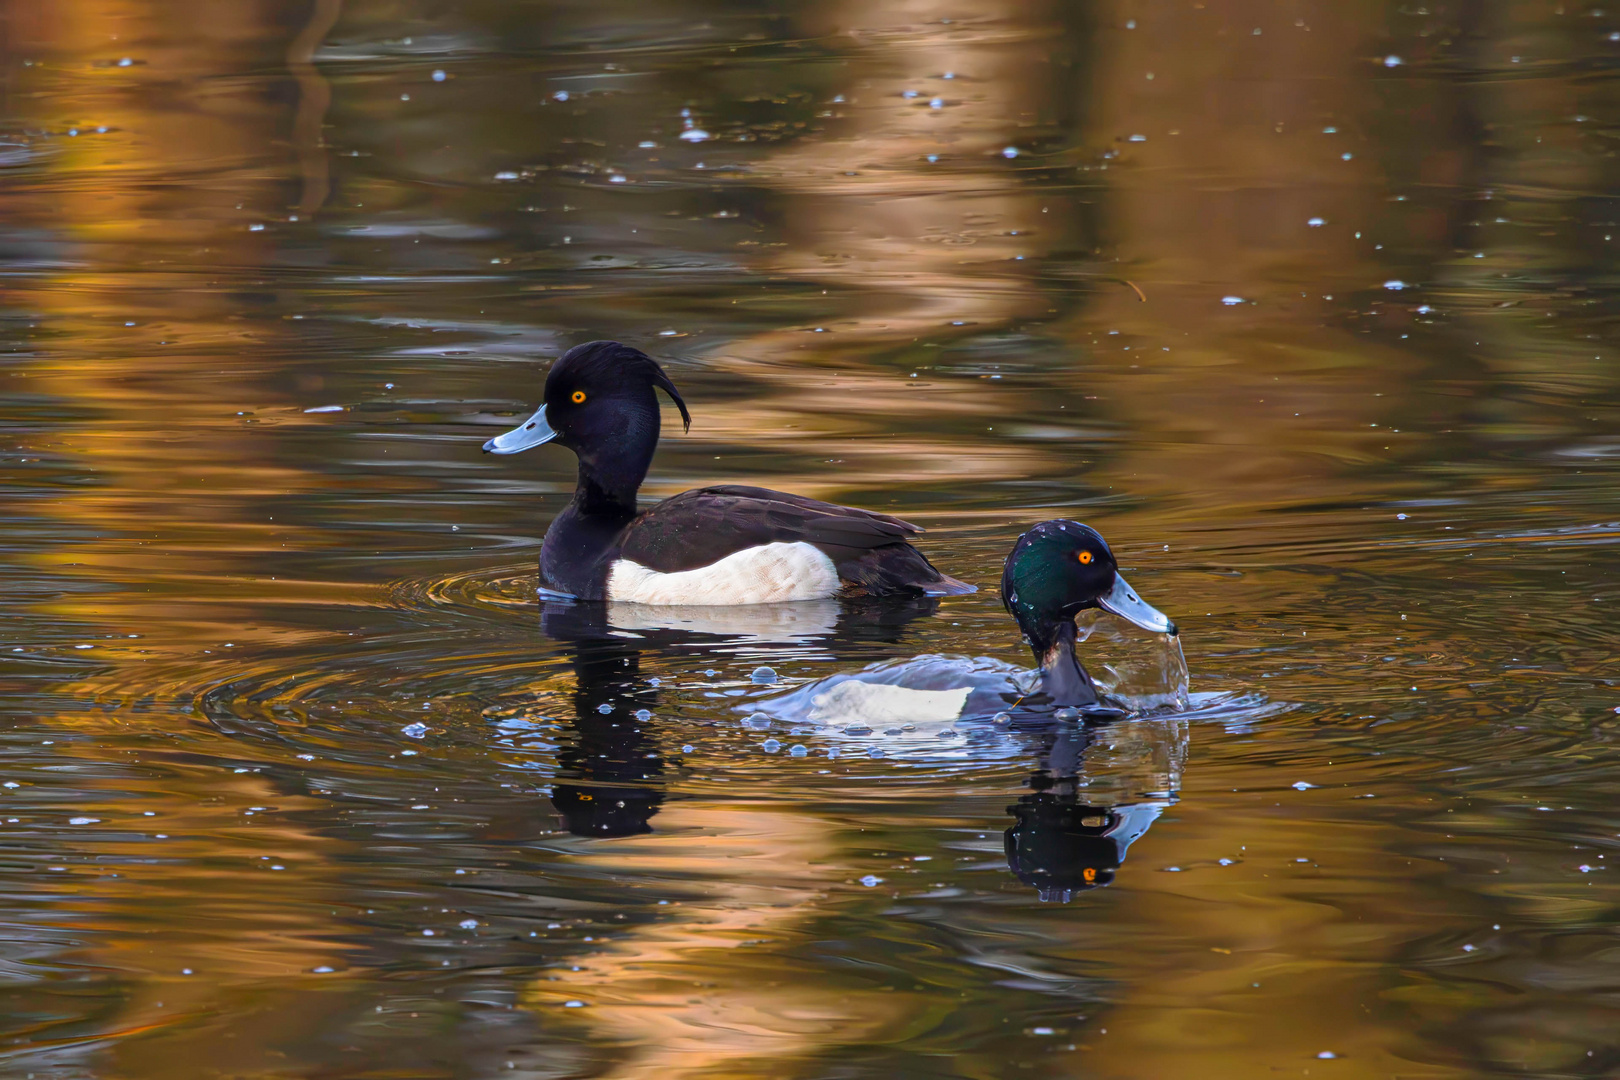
left=605, top=541, right=840, bottom=605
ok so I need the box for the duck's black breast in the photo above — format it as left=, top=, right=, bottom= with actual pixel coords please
left=616, top=485, right=967, bottom=597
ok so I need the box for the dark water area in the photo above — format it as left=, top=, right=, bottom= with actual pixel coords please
left=2, top=1, right=1620, bottom=1077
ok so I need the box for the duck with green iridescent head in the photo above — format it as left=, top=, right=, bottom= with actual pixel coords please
left=744, top=520, right=1181, bottom=733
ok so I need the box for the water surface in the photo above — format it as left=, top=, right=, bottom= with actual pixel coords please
left=3, top=1, right=1620, bottom=1076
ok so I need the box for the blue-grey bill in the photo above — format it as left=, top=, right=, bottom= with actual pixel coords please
left=1098, top=573, right=1177, bottom=636
left=483, top=405, right=556, bottom=454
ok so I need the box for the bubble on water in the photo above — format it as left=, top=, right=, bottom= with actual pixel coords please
left=432, top=69, right=446, bottom=82
left=553, top=91, right=569, bottom=102
left=1307, top=217, right=1326, bottom=227
left=1002, top=146, right=1019, bottom=158
left=902, top=89, right=919, bottom=99
left=402, top=723, right=428, bottom=739
left=1318, top=1051, right=1337, bottom=1059
left=750, top=666, right=777, bottom=684
left=69, top=817, right=99, bottom=825
left=596, top=703, right=612, bottom=714
left=992, top=713, right=1012, bottom=726
left=704, top=669, right=718, bottom=678
left=937, top=729, right=960, bottom=739
left=564, top=1000, right=586, bottom=1008
left=1054, top=707, right=1080, bottom=720
left=1292, top=781, right=1316, bottom=790
left=826, top=747, right=840, bottom=759
left=679, top=128, right=710, bottom=142
left=1397, top=513, right=1409, bottom=520
left=761, top=739, right=781, bottom=753
left=1384, top=55, right=1403, bottom=67
left=1342, top=152, right=1354, bottom=161
left=929, top=97, right=945, bottom=109
left=633, top=709, right=652, bottom=721
left=459, top=919, right=477, bottom=929
left=868, top=748, right=885, bottom=759
left=1127, top=134, right=1146, bottom=142
left=859, top=875, right=882, bottom=887
left=680, top=744, right=694, bottom=753
left=1163, top=866, right=1183, bottom=872
left=789, top=744, right=809, bottom=757
left=303, top=404, right=343, bottom=413
left=1384, top=280, right=1407, bottom=290
left=1221, top=296, right=1244, bottom=305
left=312, top=965, right=335, bottom=973
left=743, top=713, right=772, bottom=731
left=844, top=725, right=873, bottom=736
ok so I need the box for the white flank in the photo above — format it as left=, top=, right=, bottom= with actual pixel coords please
left=808, top=681, right=970, bottom=726
left=606, top=542, right=840, bottom=605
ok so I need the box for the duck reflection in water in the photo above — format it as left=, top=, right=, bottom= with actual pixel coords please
left=1005, top=713, right=1187, bottom=902
left=538, top=596, right=941, bottom=837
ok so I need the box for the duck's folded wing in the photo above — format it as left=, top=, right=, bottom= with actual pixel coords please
left=619, top=485, right=920, bottom=573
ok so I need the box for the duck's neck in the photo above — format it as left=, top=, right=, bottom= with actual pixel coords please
left=1034, top=620, right=1101, bottom=708
left=539, top=419, right=656, bottom=598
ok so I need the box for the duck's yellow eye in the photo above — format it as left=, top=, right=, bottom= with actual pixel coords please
left=571, top=390, right=587, bottom=404
left=1078, top=551, right=1093, bottom=565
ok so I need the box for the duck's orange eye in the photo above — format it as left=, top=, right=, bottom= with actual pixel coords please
left=571, top=390, right=587, bottom=404
left=1078, top=551, right=1093, bottom=565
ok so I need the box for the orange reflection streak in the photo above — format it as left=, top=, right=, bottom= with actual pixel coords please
left=524, top=804, right=921, bottom=1079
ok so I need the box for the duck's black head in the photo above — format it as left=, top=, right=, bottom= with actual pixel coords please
left=1000, top=520, right=1176, bottom=662
left=483, top=340, right=690, bottom=507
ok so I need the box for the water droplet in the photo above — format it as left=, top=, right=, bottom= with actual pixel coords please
left=867, top=748, right=885, bottom=759
left=1002, top=146, right=1019, bottom=158
left=761, top=739, right=781, bottom=753
left=859, top=874, right=882, bottom=887
left=432, top=69, right=446, bottom=82
left=750, top=666, right=777, bottom=684
left=1222, top=296, right=1244, bottom=305
left=633, top=708, right=652, bottom=721
left=596, top=703, right=612, bottom=714
left=992, top=713, right=1012, bottom=726
left=1292, top=781, right=1315, bottom=790
left=789, top=744, right=808, bottom=757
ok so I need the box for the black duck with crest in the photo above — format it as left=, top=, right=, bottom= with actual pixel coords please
left=483, top=340, right=973, bottom=603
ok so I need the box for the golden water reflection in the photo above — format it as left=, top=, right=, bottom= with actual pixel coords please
left=1, top=0, right=1619, bottom=1076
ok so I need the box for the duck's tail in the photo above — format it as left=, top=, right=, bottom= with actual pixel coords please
left=923, top=573, right=977, bottom=597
